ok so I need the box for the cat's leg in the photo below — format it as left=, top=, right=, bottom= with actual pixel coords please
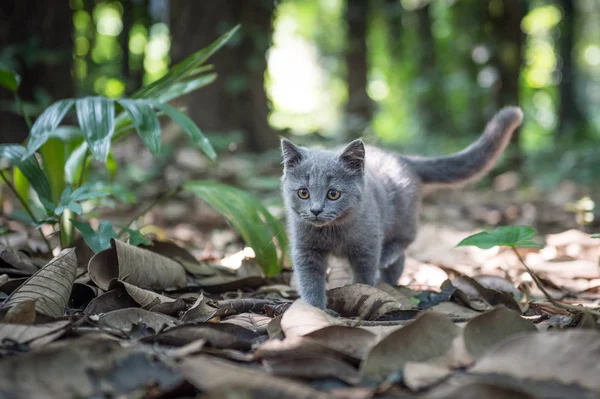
left=293, top=248, right=328, bottom=309
left=380, top=242, right=403, bottom=267
left=379, top=250, right=405, bottom=286
left=348, top=250, right=379, bottom=286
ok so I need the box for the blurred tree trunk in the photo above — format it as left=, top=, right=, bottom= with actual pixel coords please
left=170, top=1, right=277, bottom=153
left=557, top=0, right=584, bottom=139
left=489, top=0, right=525, bottom=167
left=345, top=0, right=373, bottom=139
left=415, top=3, right=450, bottom=136
left=385, top=0, right=402, bottom=59
left=0, top=0, right=74, bottom=144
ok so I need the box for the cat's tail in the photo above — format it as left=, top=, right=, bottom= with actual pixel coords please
left=404, top=106, right=523, bottom=187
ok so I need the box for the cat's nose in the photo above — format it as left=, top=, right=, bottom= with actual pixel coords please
left=310, top=208, right=323, bottom=216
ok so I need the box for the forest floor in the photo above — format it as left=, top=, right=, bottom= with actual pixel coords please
left=1, top=144, right=600, bottom=398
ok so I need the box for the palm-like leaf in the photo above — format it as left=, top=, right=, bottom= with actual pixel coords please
left=76, top=97, right=115, bottom=162
left=0, top=145, right=52, bottom=207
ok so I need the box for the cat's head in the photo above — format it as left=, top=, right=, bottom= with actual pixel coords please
left=280, top=138, right=365, bottom=226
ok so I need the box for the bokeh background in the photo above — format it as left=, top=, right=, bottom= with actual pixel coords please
left=1, top=0, right=599, bottom=192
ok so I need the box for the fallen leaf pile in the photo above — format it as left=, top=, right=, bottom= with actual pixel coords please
left=0, top=229, right=599, bottom=399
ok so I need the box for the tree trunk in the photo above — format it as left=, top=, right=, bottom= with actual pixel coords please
left=169, top=1, right=277, bottom=153
left=0, top=0, right=74, bottom=144
left=345, top=0, right=372, bottom=140
left=489, top=0, right=525, bottom=167
left=557, top=0, right=584, bottom=139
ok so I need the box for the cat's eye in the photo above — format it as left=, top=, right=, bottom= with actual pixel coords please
left=297, top=188, right=310, bottom=199
left=327, top=189, right=341, bottom=200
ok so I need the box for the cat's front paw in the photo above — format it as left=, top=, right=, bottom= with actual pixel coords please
left=324, top=308, right=340, bottom=318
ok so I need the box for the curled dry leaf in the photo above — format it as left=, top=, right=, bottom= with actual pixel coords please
left=180, top=293, right=222, bottom=323
left=0, top=337, right=182, bottom=399
left=304, top=325, right=377, bottom=360
left=140, top=239, right=217, bottom=276
left=96, top=308, right=178, bottom=333
left=142, top=323, right=261, bottom=350
left=2, top=248, right=77, bottom=317
left=108, top=279, right=176, bottom=308
left=179, top=354, right=330, bottom=399
left=280, top=300, right=345, bottom=339
left=327, top=284, right=406, bottom=320
left=0, top=320, right=70, bottom=348
left=2, top=299, right=38, bottom=324
left=88, top=239, right=186, bottom=290
left=425, top=380, right=538, bottom=399
left=84, top=287, right=140, bottom=315
left=403, top=362, right=455, bottom=391
left=0, top=247, right=45, bottom=274
left=362, top=312, right=469, bottom=383
left=463, top=306, right=536, bottom=360
left=221, top=313, right=272, bottom=334
left=264, top=356, right=361, bottom=385
left=255, top=335, right=357, bottom=365
left=455, top=276, right=521, bottom=313
left=471, top=330, right=600, bottom=394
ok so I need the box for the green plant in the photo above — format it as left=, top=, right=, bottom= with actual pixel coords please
left=0, top=25, right=287, bottom=276
left=457, top=226, right=600, bottom=316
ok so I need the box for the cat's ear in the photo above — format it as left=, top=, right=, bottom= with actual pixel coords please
left=281, top=138, right=304, bottom=168
left=339, top=139, right=365, bottom=172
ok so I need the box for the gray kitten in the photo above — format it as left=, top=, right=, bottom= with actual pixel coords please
left=281, top=107, right=523, bottom=309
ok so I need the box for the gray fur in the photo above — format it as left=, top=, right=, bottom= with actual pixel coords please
left=281, top=107, right=523, bottom=308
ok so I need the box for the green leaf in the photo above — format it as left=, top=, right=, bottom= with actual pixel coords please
left=76, top=97, right=115, bottom=162
left=456, top=226, right=543, bottom=249
left=40, top=138, right=67, bottom=203
left=152, top=102, right=216, bottom=161
left=121, top=227, right=151, bottom=246
left=24, top=99, right=75, bottom=159
left=592, top=234, right=600, bottom=239
left=0, top=68, right=20, bottom=92
left=71, top=220, right=118, bottom=253
left=133, top=25, right=239, bottom=99
left=117, top=99, right=161, bottom=155
left=183, top=180, right=287, bottom=277
left=153, top=73, right=217, bottom=103
left=64, top=143, right=88, bottom=184
left=54, top=184, right=110, bottom=216
left=0, top=144, right=52, bottom=207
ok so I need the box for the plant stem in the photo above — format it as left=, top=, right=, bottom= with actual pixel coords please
left=0, top=170, right=53, bottom=253
left=511, top=247, right=600, bottom=317
left=117, top=186, right=182, bottom=239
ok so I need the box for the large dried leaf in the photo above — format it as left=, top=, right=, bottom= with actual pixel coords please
left=84, top=287, right=140, bottom=315
left=142, top=323, right=261, bottom=350
left=2, top=249, right=77, bottom=317
left=96, top=308, right=178, bottom=333
left=362, top=312, right=469, bottom=383
left=140, top=239, right=217, bottom=276
left=425, top=381, right=538, bottom=399
left=280, top=300, right=345, bottom=339
left=108, top=279, right=176, bottom=308
left=471, top=330, right=600, bottom=393
left=0, top=337, right=182, bottom=398
left=264, top=356, right=361, bottom=385
left=0, top=247, right=44, bottom=274
left=88, top=239, right=186, bottom=290
left=0, top=320, right=70, bottom=348
left=304, top=325, right=377, bottom=360
left=463, top=306, right=536, bottom=360
left=221, top=313, right=272, bottom=334
left=179, top=354, right=330, bottom=399
left=327, top=284, right=408, bottom=320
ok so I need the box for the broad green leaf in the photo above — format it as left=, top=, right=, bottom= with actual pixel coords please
left=154, top=73, right=217, bottom=103
left=12, top=167, right=29, bottom=206
left=47, top=126, right=83, bottom=141
left=64, top=143, right=88, bottom=184
left=121, top=227, right=151, bottom=246
left=0, top=68, right=20, bottom=92
left=71, top=220, right=118, bottom=253
left=54, top=184, right=110, bottom=216
left=592, top=234, right=600, bottom=239
left=133, top=25, right=239, bottom=99
left=117, top=99, right=161, bottom=155
left=456, top=226, right=543, bottom=249
left=24, top=99, right=75, bottom=159
left=152, top=102, right=216, bottom=161
left=0, top=144, right=52, bottom=207
left=40, top=138, right=67, bottom=203
left=76, top=97, right=115, bottom=162
left=184, top=180, right=287, bottom=276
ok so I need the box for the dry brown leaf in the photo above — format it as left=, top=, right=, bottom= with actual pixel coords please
left=191, top=260, right=265, bottom=293
left=255, top=335, right=353, bottom=363
left=2, top=299, right=37, bottom=324
left=264, top=356, right=361, bottom=385
left=425, top=380, right=539, bottom=399
left=108, top=279, right=176, bottom=308
left=327, top=284, right=406, bottom=320
left=471, top=330, right=600, bottom=393
left=180, top=293, right=221, bottom=323
left=140, top=239, right=217, bottom=276
left=0, top=247, right=44, bottom=274
left=0, top=336, right=182, bottom=398
left=463, top=306, right=536, bottom=360
left=304, top=325, right=377, bottom=360
left=142, top=323, right=261, bottom=350
left=361, top=312, right=466, bottom=383
left=88, top=239, right=186, bottom=290
left=221, top=313, right=272, bottom=334
left=430, top=301, right=483, bottom=321
left=473, top=275, right=519, bottom=297
left=0, top=320, right=70, bottom=348
left=179, top=354, right=330, bottom=399
left=455, top=276, right=521, bottom=313
left=2, top=248, right=76, bottom=317
left=280, top=300, right=345, bottom=338
left=404, top=361, right=454, bottom=391
left=0, top=277, right=28, bottom=295
left=96, top=308, right=178, bottom=333
left=375, top=283, right=420, bottom=309
left=84, top=287, right=140, bottom=315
